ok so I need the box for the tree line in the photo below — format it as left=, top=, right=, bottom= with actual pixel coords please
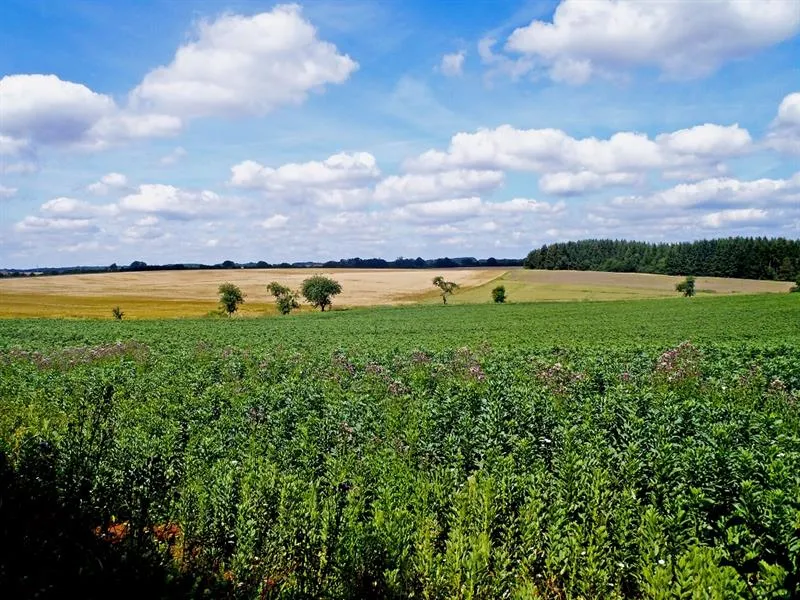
left=0, top=256, right=522, bottom=278
left=524, top=237, right=800, bottom=281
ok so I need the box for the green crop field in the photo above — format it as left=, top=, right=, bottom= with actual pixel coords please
left=2, top=294, right=799, bottom=598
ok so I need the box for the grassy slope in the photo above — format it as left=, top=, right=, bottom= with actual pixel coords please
left=1, top=293, right=797, bottom=353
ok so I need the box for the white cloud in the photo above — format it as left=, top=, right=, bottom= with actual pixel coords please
left=14, top=216, right=98, bottom=233
left=406, top=123, right=754, bottom=194
left=87, top=172, right=128, bottom=195
left=700, top=208, right=769, bottom=228
left=40, top=196, right=119, bottom=218
left=230, top=152, right=380, bottom=191
left=490, top=198, right=566, bottom=214
left=129, top=5, right=358, bottom=119
left=0, top=74, right=115, bottom=145
left=440, top=51, right=466, bottom=77
left=261, top=214, right=289, bottom=229
left=160, top=146, right=187, bottom=166
left=611, top=173, right=800, bottom=209
left=505, top=0, right=800, bottom=83
left=0, top=74, right=180, bottom=152
left=539, top=171, right=643, bottom=195
left=392, top=196, right=564, bottom=224
left=766, top=92, right=800, bottom=154
left=118, top=184, right=225, bottom=219
left=0, top=184, right=17, bottom=199
left=374, top=169, right=504, bottom=203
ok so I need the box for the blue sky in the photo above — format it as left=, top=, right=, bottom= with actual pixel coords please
left=1, top=0, right=799, bottom=268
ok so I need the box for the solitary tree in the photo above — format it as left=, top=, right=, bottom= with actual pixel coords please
left=433, top=276, right=458, bottom=304
left=266, top=281, right=300, bottom=315
left=111, top=306, right=124, bottom=320
left=791, top=275, right=800, bottom=293
left=301, top=275, right=342, bottom=311
left=676, top=276, right=696, bottom=297
left=218, top=282, right=245, bottom=315
left=492, top=285, right=506, bottom=303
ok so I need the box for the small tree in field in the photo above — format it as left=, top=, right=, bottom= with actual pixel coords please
left=111, top=306, right=124, bottom=320
left=433, top=276, right=458, bottom=304
left=791, top=276, right=800, bottom=293
left=266, top=281, right=300, bottom=315
left=302, top=275, right=342, bottom=311
left=492, top=285, right=506, bottom=303
left=218, top=282, right=245, bottom=315
left=676, top=276, right=696, bottom=297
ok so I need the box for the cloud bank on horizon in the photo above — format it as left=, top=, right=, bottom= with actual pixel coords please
left=0, top=0, right=798, bottom=268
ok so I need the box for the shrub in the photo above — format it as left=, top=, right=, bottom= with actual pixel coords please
left=676, top=276, right=696, bottom=297
left=491, top=285, right=506, bottom=303
left=111, top=306, right=124, bottom=320
left=218, top=282, right=245, bottom=315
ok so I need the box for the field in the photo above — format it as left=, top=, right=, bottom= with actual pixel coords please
left=1, top=293, right=799, bottom=598
left=0, top=268, right=792, bottom=318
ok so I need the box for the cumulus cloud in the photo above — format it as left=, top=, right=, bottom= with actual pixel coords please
left=504, top=0, right=800, bottom=83
left=405, top=123, right=754, bottom=194
left=374, top=169, right=504, bottom=203
left=765, top=92, right=800, bottom=154
left=87, top=172, right=129, bottom=195
left=0, top=74, right=180, bottom=152
left=129, top=5, right=357, bottom=119
left=392, top=196, right=565, bottom=224
left=40, top=196, right=120, bottom=218
left=700, top=208, right=769, bottom=228
left=14, top=216, right=98, bottom=233
left=611, top=173, right=800, bottom=210
left=261, top=214, right=289, bottom=229
left=118, top=184, right=226, bottom=219
left=0, top=184, right=17, bottom=199
left=440, top=51, right=466, bottom=77
left=230, top=152, right=380, bottom=192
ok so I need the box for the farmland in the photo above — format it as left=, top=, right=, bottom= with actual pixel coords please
left=0, top=268, right=793, bottom=318
left=1, top=293, right=799, bottom=598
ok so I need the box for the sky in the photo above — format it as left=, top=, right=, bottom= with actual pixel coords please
left=0, top=0, right=799, bottom=268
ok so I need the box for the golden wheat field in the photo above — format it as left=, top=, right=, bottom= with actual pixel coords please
left=0, top=268, right=792, bottom=318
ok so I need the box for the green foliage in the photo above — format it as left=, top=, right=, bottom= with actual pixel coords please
left=301, top=275, right=342, bottom=312
left=433, top=275, right=459, bottom=304
left=524, top=237, right=800, bottom=280
left=266, top=282, right=300, bottom=315
left=111, top=306, right=124, bottom=320
left=676, top=276, right=696, bottom=297
left=218, top=282, right=245, bottom=315
left=791, top=276, right=800, bottom=293
left=491, top=285, right=506, bottom=303
left=1, top=332, right=800, bottom=597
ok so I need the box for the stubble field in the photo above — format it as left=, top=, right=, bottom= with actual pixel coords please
left=0, top=267, right=792, bottom=318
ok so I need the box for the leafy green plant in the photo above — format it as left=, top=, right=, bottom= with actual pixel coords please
left=266, top=281, right=300, bottom=315
left=676, top=276, right=696, bottom=297
left=491, top=285, right=506, bottom=303
left=218, top=282, right=245, bottom=315
left=111, top=306, right=124, bottom=320
left=301, top=275, right=342, bottom=312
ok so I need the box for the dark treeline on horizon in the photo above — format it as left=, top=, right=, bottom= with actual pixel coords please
left=524, top=237, right=800, bottom=281
left=0, top=256, right=523, bottom=278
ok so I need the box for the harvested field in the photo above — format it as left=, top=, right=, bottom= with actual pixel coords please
left=0, top=267, right=792, bottom=318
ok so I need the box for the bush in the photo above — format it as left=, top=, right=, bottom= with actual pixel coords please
left=676, top=276, right=696, bottom=297
left=491, top=285, right=506, bottom=303
left=266, top=282, right=300, bottom=315
left=111, top=306, right=124, bottom=320
left=218, top=283, right=245, bottom=315
left=301, top=275, right=342, bottom=311
left=791, top=276, right=800, bottom=293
